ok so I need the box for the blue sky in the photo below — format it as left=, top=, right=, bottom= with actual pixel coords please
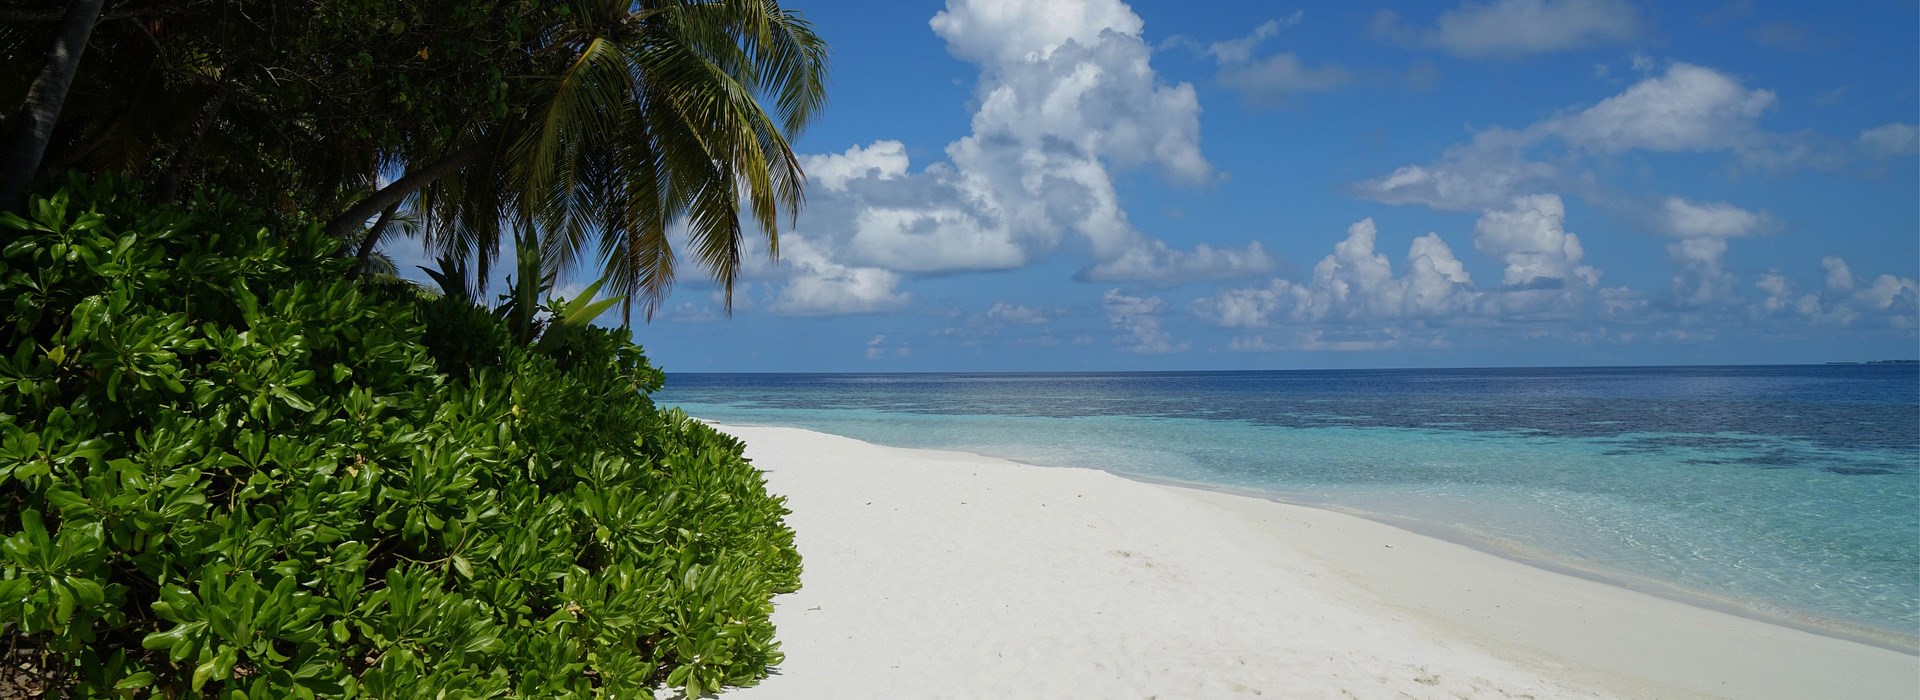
left=399, top=0, right=1920, bottom=371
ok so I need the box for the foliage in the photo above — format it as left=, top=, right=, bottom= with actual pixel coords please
left=3, top=0, right=556, bottom=214
left=0, top=177, right=800, bottom=698
left=423, top=0, right=830, bottom=321
left=3, top=0, right=830, bottom=319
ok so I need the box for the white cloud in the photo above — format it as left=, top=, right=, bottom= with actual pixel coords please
left=1821, top=256, right=1854, bottom=296
left=664, top=302, right=719, bottom=324
left=1405, top=233, right=1478, bottom=315
left=1352, top=128, right=1554, bottom=211
left=1636, top=197, right=1773, bottom=310
left=930, top=0, right=1143, bottom=64
left=1752, top=256, right=1919, bottom=328
left=1210, top=200, right=1612, bottom=333
left=1205, top=14, right=1302, bottom=63
left=1472, top=194, right=1599, bottom=290
left=803, top=140, right=910, bottom=192
left=1378, top=0, right=1643, bottom=58
left=1103, top=289, right=1186, bottom=353
left=1077, top=240, right=1276, bottom=286
left=1228, top=326, right=1443, bottom=350
left=1755, top=271, right=1798, bottom=315
left=846, top=204, right=1030, bottom=272
left=1538, top=62, right=1776, bottom=154
left=1655, top=197, right=1777, bottom=239
left=863, top=334, right=911, bottom=359
left=1191, top=218, right=1479, bottom=327
left=766, top=236, right=912, bottom=316
left=1859, top=123, right=1919, bottom=158
left=1356, top=63, right=1789, bottom=212
left=1663, top=236, right=1736, bottom=309
left=767, top=0, right=1262, bottom=303
left=987, top=302, right=1052, bottom=324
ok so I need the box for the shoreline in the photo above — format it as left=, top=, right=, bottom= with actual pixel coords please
left=702, top=417, right=1918, bottom=654
left=708, top=420, right=1918, bottom=699
left=1128, top=472, right=1920, bottom=655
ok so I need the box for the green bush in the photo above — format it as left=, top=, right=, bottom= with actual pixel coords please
left=0, top=176, right=800, bottom=698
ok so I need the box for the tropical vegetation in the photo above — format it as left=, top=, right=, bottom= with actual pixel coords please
left=1, top=0, right=827, bottom=318
left=0, top=0, right=826, bottom=696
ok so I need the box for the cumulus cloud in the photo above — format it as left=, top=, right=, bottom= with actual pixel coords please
left=1537, top=63, right=1777, bottom=154
left=1193, top=202, right=1909, bottom=349
left=1632, top=197, right=1773, bottom=309
left=757, top=0, right=1269, bottom=311
left=1353, top=128, right=1553, bottom=211
left=802, top=141, right=909, bottom=191
left=930, top=0, right=1143, bottom=64
left=844, top=202, right=1030, bottom=272
left=1472, top=194, right=1599, bottom=290
left=1753, top=256, right=1919, bottom=328
left=1859, top=123, right=1919, bottom=158
left=1197, top=197, right=1601, bottom=327
left=1103, top=289, right=1186, bottom=353
left=1356, top=62, right=1791, bottom=212
left=766, top=236, right=912, bottom=316
left=1375, top=0, right=1642, bottom=58
left=987, top=302, right=1053, bottom=324
left=1663, top=236, right=1736, bottom=309
left=1654, top=197, right=1777, bottom=239
left=1191, top=218, right=1479, bottom=327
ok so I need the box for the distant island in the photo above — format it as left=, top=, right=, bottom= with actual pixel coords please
left=1826, top=359, right=1920, bottom=365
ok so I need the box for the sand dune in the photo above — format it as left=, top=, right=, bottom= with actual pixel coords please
left=712, top=424, right=1918, bottom=699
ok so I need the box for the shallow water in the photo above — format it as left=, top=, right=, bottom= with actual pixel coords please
left=655, top=365, right=1920, bottom=638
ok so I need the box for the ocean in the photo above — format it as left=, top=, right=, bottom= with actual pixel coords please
left=655, top=365, right=1920, bottom=643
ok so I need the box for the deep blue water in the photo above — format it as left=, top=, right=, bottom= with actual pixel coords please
left=655, top=365, right=1920, bottom=639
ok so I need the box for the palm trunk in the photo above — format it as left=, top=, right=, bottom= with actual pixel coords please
left=322, top=137, right=495, bottom=240
left=0, top=0, right=107, bottom=213
left=345, top=203, right=401, bottom=279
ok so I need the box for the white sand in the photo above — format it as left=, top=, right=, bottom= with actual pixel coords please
left=714, top=424, right=1919, bottom=700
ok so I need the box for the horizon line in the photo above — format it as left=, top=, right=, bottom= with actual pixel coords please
left=663, top=360, right=1920, bottom=376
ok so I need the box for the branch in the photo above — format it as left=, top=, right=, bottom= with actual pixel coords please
left=321, top=136, right=496, bottom=240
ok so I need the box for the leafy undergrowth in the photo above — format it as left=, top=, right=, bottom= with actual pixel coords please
left=0, top=177, right=799, bottom=698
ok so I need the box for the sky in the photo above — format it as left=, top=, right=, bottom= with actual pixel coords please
left=393, top=0, right=1920, bottom=372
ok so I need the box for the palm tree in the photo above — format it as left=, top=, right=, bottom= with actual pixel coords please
left=0, top=0, right=105, bottom=213
left=335, top=0, right=828, bottom=322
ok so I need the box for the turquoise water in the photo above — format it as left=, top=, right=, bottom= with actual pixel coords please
left=655, top=366, right=1920, bottom=641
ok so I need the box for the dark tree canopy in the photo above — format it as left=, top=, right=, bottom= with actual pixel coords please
left=1, top=0, right=828, bottom=318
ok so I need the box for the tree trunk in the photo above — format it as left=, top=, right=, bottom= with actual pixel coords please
left=157, top=88, right=228, bottom=201
left=345, top=203, right=401, bottom=279
left=0, top=0, right=106, bottom=213
left=322, top=137, right=496, bottom=240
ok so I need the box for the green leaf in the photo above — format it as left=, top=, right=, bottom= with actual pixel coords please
left=193, top=657, right=216, bottom=691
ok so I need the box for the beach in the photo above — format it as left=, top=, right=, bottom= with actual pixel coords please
left=713, top=423, right=1919, bottom=700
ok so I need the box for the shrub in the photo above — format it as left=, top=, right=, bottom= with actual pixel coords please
left=0, top=176, right=799, bottom=698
